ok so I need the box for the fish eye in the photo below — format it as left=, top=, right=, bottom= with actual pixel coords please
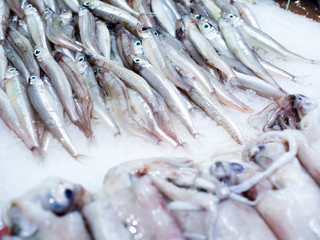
left=141, top=26, right=148, bottom=31
left=83, top=1, right=91, bottom=6
left=203, top=23, right=210, bottom=29
left=34, top=49, right=41, bottom=56
left=9, top=68, right=16, bottom=72
left=153, top=31, right=159, bottom=36
left=195, top=15, right=201, bottom=19
left=78, top=57, right=85, bottom=62
left=135, top=40, right=141, bottom=46
left=44, top=8, right=49, bottom=12
left=133, top=58, right=140, bottom=64
left=27, top=4, right=32, bottom=8
left=29, top=76, right=37, bottom=80
left=229, top=14, right=234, bottom=18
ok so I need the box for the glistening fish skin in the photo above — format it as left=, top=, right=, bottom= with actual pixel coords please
left=0, top=87, right=33, bottom=149
left=130, top=56, right=197, bottom=136
left=226, top=13, right=318, bottom=64
left=0, top=0, right=9, bottom=40
left=7, top=27, right=40, bottom=77
left=28, top=75, right=80, bottom=158
left=24, top=4, right=52, bottom=52
left=78, top=7, right=102, bottom=55
left=5, top=67, right=40, bottom=149
left=75, top=53, right=120, bottom=134
left=34, top=46, right=83, bottom=132
left=82, top=0, right=141, bottom=35
left=218, top=17, right=280, bottom=88
left=2, top=39, right=30, bottom=82
left=96, top=20, right=111, bottom=59
left=0, top=44, right=7, bottom=88
left=54, top=51, right=93, bottom=138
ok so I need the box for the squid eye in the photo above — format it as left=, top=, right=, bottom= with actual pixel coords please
left=83, top=1, right=91, bottom=6
left=9, top=68, right=16, bottom=72
left=34, top=49, right=41, bottom=56
left=195, top=15, right=201, bottom=19
left=203, top=23, right=210, bottom=29
left=135, top=40, right=141, bottom=46
left=78, top=57, right=85, bottom=62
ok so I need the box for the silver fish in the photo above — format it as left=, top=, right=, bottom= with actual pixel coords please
left=75, top=53, right=120, bottom=134
left=43, top=8, right=84, bottom=52
left=225, top=13, right=319, bottom=64
left=78, top=7, right=102, bottom=55
left=28, top=75, right=80, bottom=157
left=2, top=39, right=30, bottom=82
left=96, top=20, right=111, bottom=59
left=0, top=87, right=33, bottom=149
left=7, top=27, right=40, bottom=77
left=218, top=17, right=281, bottom=88
left=232, top=0, right=260, bottom=29
left=24, top=4, right=52, bottom=52
left=82, top=0, right=141, bottom=35
left=96, top=68, right=160, bottom=143
left=54, top=51, right=93, bottom=138
left=132, top=0, right=158, bottom=28
left=104, top=0, right=139, bottom=17
left=130, top=56, right=197, bottom=136
left=183, top=16, right=237, bottom=82
left=5, top=67, right=40, bottom=149
left=0, top=0, right=9, bottom=40
left=34, top=46, right=83, bottom=132
left=63, top=0, right=80, bottom=12
left=0, top=44, right=7, bottom=89
left=43, top=75, right=64, bottom=119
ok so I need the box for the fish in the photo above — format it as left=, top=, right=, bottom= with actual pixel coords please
left=0, top=0, right=9, bottom=40
left=75, top=53, right=120, bottom=134
left=5, top=67, right=40, bottom=150
left=34, top=46, right=84, bottom=134
left=225, top=13, right=319, bottom=64
left=28, top=76, right=81, bottom=158
left=96, top=20, right=111, bottom=59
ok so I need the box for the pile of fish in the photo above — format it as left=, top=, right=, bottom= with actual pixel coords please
left=0, top=0, right=318, bottom=157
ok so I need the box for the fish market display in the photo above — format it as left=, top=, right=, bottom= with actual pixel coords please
left=1, top=0, right=320, bottom=238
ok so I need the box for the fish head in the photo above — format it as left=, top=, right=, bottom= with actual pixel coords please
left=5, top=67, right=20, bottom=79
left=127, top=54, right=143, bottom=70
left=189, top=13, right=202, bottom=24
left=75, top=52, right=89, bottom=74
left=24, top=4, right=37, bottom=15
left=34, top=46, right=50, bottom=62
left=42, top=7, right=54, bottom=21
left=136, top=24, right=152, bottom=39
left=176, top=19, right=187, bottom=40
left=222, top=12, right=241, bottom=25
left=82, top=0, right=95, bottom=9
left=78, top=6, right=89, bottom=17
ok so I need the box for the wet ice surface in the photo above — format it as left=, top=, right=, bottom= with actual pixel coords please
left=0, top=0, right=320, bottom=222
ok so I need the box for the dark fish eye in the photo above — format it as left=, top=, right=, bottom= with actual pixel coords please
left=44, top=8, right=49, bottom=12
left=258, top=145, right=265, bottom=152
left=30, top=76, right=36, bottom=80
left=154, top=31, right=158, bottom=35
left=83, top=1, right=91, bottom=6
left=204, top=23, right=209, bottom=29
left=141, top=26, right=147, bottom=31
left=27, top=4, right=32, bottom=8
left=229, top=14, right=234, bottom=18
left=79, top=57, right=85, bottom=62
left=9, top=68, right=16, bottom=72
left=134, top=58, right=140, bottom=64
left=135, top=41, right=141, bottom=46
left=34, top=49, right=41, bottom=56
left=196, top=15, right=201, bottom=19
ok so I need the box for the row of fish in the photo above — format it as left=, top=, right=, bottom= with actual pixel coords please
left=0, top=0, right=318, bottom=157
left=1, top=114, right=320, bottom=240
